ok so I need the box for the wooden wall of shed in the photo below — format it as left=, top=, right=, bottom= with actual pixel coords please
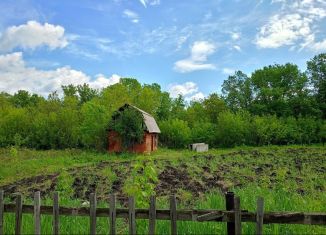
left=108, top=131, right=158, bottom=153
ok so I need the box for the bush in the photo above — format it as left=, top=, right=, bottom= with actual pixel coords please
left=159, top=119, right=191, bottom=148
left=215, top=111, right=251, bottom=147
left=191, top=122, right=215, bottom=146
left=80, top=101, right=111, bottom=150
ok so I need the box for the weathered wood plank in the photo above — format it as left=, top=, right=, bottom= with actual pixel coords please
left=15, top=194, right=22, bottom=235
left=34, top=192, right=41, bottom=235
left=3, top=204, right=326, bottom=225
left=128, top=196, right=136, bottom=235
left=0, top=190, right=3, bottom=235
left=90, top=193, right=97, bottom=235
left=109, top=194, right=116, bottom=235
left=256, top=197, right=264, bottom=235
left=234, top=197, right=241, bottom=235
left=197, top=211, right=224, bottom=222
left=225, top=192, right=235, bottom=235
left=170, top=195, right=177, bottom=235
left=148, top=196, right=156, bottom=235
left=53, top=192, right=59, bottom=235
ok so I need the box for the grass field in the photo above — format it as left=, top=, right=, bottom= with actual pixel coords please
left=0, top=146, right=325, bottom=234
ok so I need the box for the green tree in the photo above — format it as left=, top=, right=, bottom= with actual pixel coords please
left=203, top=93, right=227, bottom=123
left=77, top=83, right=98, bottom=104
left=121, top=78, right=142, bottom=102
left=62, top=84, right=77, bottom=98
left=185, top=101, right=209, bottom=127
left=307, top=53, right=326, bottom=118
left=10, top=90, right=43, bottom=108
left=170, top=95, right=186, bottom=120
left=251, top=64, right=309, bottom=117
left=101, top=83, right=131, bottom=113
left=222, top=71, right=252, bottom=111
left=155, top=92, right=172, bottom=121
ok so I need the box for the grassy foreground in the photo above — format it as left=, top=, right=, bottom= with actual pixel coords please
left=0, top=146, right=325, bottom=234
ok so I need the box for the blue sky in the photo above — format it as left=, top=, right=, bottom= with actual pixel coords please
left=0, top=0, right=325, bottom=100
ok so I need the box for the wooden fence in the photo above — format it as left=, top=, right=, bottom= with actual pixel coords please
left=0, top=190, right=325, bottom=235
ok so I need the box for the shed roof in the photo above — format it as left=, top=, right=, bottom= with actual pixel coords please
left=116, top=104, right=161, bottom=133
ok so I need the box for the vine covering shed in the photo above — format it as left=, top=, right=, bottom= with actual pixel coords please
left=108, top=104, right=160, bottom=153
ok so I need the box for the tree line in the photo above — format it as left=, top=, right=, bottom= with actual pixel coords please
left=0, top=53, right=325, bottom=150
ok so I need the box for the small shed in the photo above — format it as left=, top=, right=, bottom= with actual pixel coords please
left=108, top=104, right=161, bottom=153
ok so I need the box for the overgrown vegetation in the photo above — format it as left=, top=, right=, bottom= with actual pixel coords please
left=123, top=159, right=158, bottom=207
left=109, top=107, right=145, bottom=149
left=0, top=53, right=325, bottom=149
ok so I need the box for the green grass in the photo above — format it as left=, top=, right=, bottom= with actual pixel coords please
left=0, top=145, right=325, bottom=234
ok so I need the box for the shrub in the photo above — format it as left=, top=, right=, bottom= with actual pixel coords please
left=79, top=101, right=111, bottom=150
left=159, top=119, right=191, bottom=148
left=191, top=122, right=215, bottom=146
left=215, top=111, right=251, bottom=147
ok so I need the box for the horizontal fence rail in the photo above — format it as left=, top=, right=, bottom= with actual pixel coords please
left=0, top=190, right=325, bottom=235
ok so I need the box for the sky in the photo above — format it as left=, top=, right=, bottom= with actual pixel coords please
left=0, top=0, right=325, bottom=100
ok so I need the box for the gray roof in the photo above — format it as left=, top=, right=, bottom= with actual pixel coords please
left=118, top=104, right=161, bottom=133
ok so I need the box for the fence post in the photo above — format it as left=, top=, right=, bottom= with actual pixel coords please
left=256, top=197, right=264, bottom=235
left=170, top=195, right=177, bottom=235
left=128, top=196, right=136, bottom=235
left=90, top=193, right=97, bottom=235
left=148, top=196, right=156, bottom=235
left=53, top=192, right=59, bottom=235
left=15, top=193, right=22, bottom=235
left=0, top=190, right=3, bottom=235
left=225, top=192, right=235, bottom=235
left=234, top=197, right=241, bottom=235
left=34, top=192, right=41, bottom=235
left=109, top=194, right=116, bottom=235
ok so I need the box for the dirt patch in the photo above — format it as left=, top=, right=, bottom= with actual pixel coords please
left=155, top=165, right=205, bottom=196
left=203, top=171, right=230, bottom=192
left=0, top=173, right=59, bottom=199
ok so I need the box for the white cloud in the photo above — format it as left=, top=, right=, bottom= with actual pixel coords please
left=256, top=13, right=311, bottom=48
left=309, top=39, right=326, bottom=51
left=231, top=32, right=240, bottom=40
left=91, top=74, right=121, bottom=89
left=139, top=0, right=147, bottom=7
left=255, top=0, right=326, bottom=51
left=138, top=0, right=160, bottom=8
left=168, top=81, right=206, bottom=101
left=222, top=68, right=235, bottom=75
left=123, top=9, right=139, bottom=23
left=0, top=21, right=68, bottom=52
left=168, top=82, right=198, bottom=98
left=0, top=52, right=120, bottom=96
left=174, top=41, right=216, bottom=73
left=233, top=45, right=241, bottom=51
